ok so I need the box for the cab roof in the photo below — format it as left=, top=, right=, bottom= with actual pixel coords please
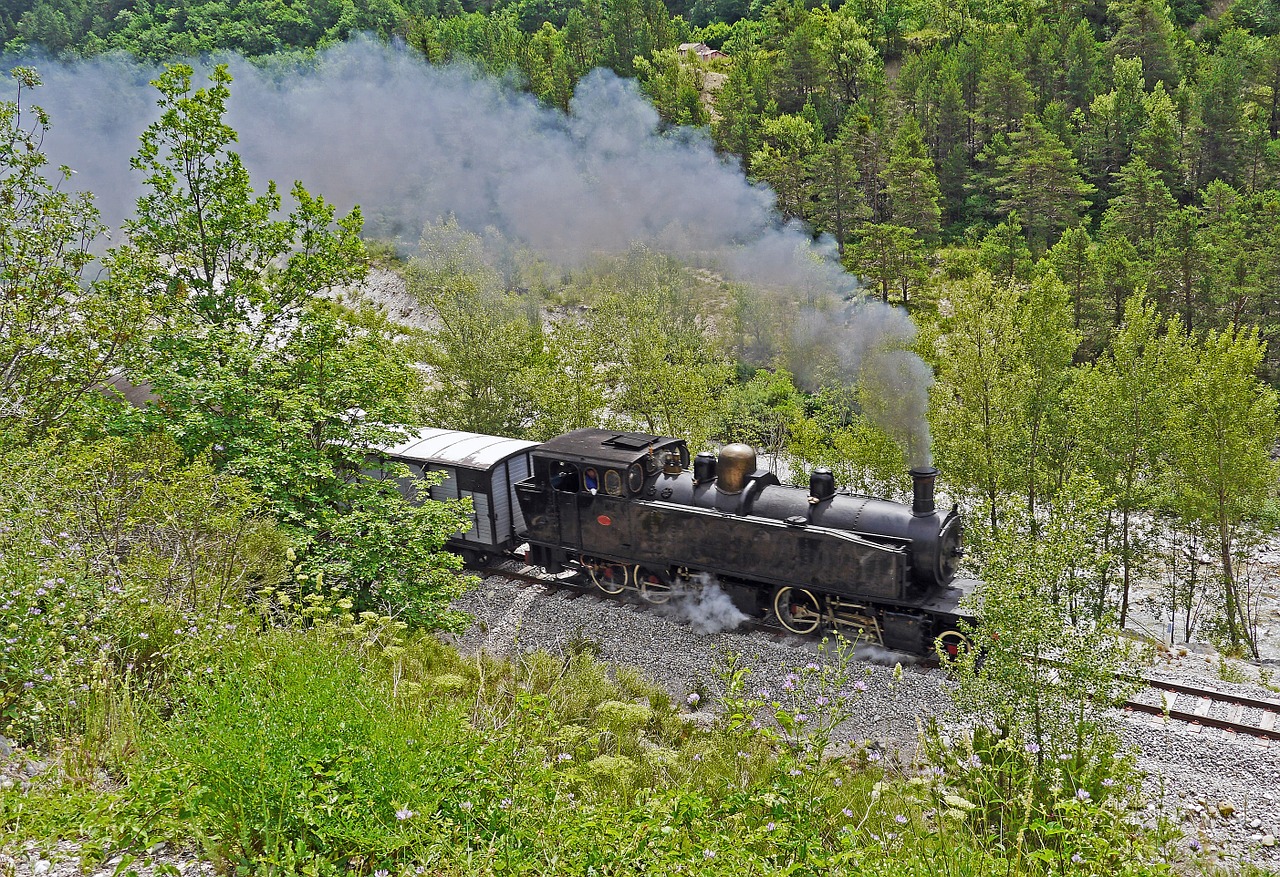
left=534, top=428, right=686, bottom=467
left=384, top=428, right=539, bottom=471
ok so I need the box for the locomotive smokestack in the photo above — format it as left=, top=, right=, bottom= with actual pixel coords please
left=909, top=467, right=938, bottom=517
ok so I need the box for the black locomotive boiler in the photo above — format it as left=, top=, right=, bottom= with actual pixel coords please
left=512, top=428, right=974, bottom=655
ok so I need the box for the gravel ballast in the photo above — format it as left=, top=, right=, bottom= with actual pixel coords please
left=451, top=574, right=1280, bottom=871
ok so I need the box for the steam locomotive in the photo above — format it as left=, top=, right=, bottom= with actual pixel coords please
left=382, top=426, right=975, bottom=655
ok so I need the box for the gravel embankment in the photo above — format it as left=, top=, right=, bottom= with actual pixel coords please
left=451, top=574, right=1280, bottom=872
left=5, top=573, right=1279, bottom=876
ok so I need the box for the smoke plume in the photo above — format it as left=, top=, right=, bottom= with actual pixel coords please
left=9, top=38, right=931, bottom=461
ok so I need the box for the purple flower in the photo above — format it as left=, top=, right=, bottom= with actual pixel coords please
left=794, top=713, right=808, bottom=724
left=374, top=870, right=389, bottom=877
left=1058, top=752, right=1072, bottom=761
left=1071, top=853, right=1084, bottom=864
left=765, top=821, right=777, bottom=831
left=868, top=751, right=882, bottom=762
left=842, top=808, right=854, bottom=818
left=967, top=754, right=981, bottom=768
left=895, top=814, right=908, bottom=824
left=1024, top=742, right=1041, bottom=754
left=499, top=798, right=512, bottom=809
left=395, top=808, right=415, bottom=821
left=1189, top=839, right=1202, bottom=852
left=788, top=768, right=802, bottom=776
left=686, top=692, right=700, bottom=706
left=853, top=681, right=867, bottom=692
left=805, top=662, right=820, bottom=672
left=756, top=688, right=772, bottom=699
left=703, top=850, right=715, bottom=859
left=1076, top=788, right=1091, bottom=801
left=815, top=696, right=829, bottom=706
left=1101, top=778, right=1115, bottom=787
left=782, top=679, right=796, bottom=691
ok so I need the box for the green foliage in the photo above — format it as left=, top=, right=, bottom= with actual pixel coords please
left=108, top=66, right=463, bottom=629
left=782, top=387, right=907, bottom=496
left=0, top=434, right=287, bottom=746
left=0, top=68, right=150, bottom=448
left=1165, top=323, right=1280, bottom=657
left=938, top=512, right=1151, bottom=857
left=4, top=597, right=1185, bottom=877
left=712, top=367, right=802, bottom=452
left=926, top=269, right=1079, bottom=545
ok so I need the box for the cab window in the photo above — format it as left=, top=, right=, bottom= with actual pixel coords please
left=550, top=461, right=580, bottom=493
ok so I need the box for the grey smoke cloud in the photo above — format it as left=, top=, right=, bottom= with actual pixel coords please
left=9, top=38, right=930, bottom=463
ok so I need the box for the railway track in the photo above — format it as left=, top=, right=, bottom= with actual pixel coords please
left=480, top=560, right=805, bottom=642
left=480, top=561, right=1280, bottom=744
left=1122, top=676, right=1280, bottom=746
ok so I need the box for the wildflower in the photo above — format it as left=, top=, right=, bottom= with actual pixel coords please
left=853, top=681, right=867, bottom=692
left=1101, top=778, right=1115, bottom=787
left=692, top=754, right=701, bottom=763
left=1024, top=742, right=1040, bottom=754
left=703, top=850, right=715, bottom=859
left=868, top=751, right=882, bottom=763
left=1076, top=788, right=1091, bottom=801
left=815, top=696, right=829, bottom=706
left=765, top=821, right=777, bottom=831
left=557, top=753, right=573, bottom=762
left=756, top=688, right=771, bottom=699
left=794, top=713, right=808, bottom=724
left=374, top=869, right=389, bottom=877
left=1189, top=839, right=1202, bottom=852
left=395, top=808, right=415, bottom=821
left=967, top=754, right=981, bottom=768
left=1071, top=853, right=1084, bottom=864
left=833, top=777, right=843, bottom=787
left=842, top=808, right=854, bottom=818
left=1058, top=752, right=1072, bottom=761
left=500, top=798, right=512, bottom=809
left=782, top=679, right=796, bottom=691
left=788, top=768, right=802, bottom=777
left=805, top=662, right=820, bottom=672
left=737, top=751, right=749, bottom=760
left=895, top=814, right=908, bottom=824
left=686, top=692, right=700, bottom=706
left=459, top=801, right=474, bottom=812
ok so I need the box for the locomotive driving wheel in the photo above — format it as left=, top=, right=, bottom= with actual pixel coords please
left=635, top=566, right=673, bottom=604
left=934, top=629, right=970, bottom=660
left=773, top=586, right=823, bottom=635
left=586, top=559, right=628, bottom=595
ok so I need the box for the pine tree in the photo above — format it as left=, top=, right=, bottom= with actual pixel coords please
left=992, top=115, right=1096, bottom=254
left=884, top=115, right=942, bottom=240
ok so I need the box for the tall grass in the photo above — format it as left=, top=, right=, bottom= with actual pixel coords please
left=0, top=623, right=1190, bottom=877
